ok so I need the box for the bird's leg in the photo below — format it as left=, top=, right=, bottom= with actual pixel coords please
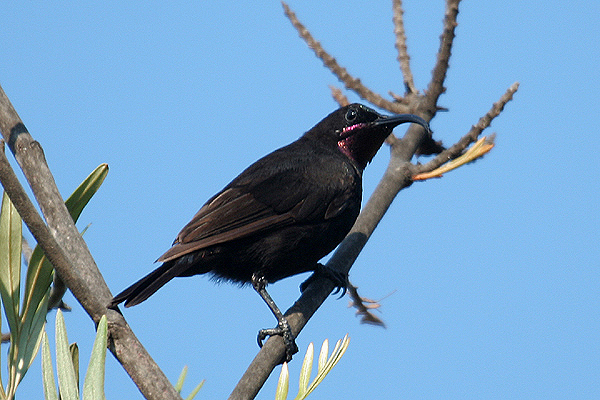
left=300, top=263, right=349, bottom=297
left=251, top=273, right=298, bottom=362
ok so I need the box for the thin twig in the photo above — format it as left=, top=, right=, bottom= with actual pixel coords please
left=424, top=0, right=461, bottom=115
left=329, top=85, right=350, bottom=107
left=282, top=2, right=410, bottom=114
left=413, top=82, right=519, bottom=177
left=392, top=0, right=417, bottom=95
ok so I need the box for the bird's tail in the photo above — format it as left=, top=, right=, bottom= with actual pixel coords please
left=109, top=260, right=190, bottom=308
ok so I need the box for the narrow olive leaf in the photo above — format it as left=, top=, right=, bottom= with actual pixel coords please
left=22, top=249, right=51, bottom=318
left=275, top=362, right=289, bottom=400
left=70, top=343, right=80, bottom=390
left=0, top=192, right=23, bottom=397
left=327, top=338, right=342, bottom=365
left=302, top=335, right=350, bottom=399
left=183, top=380, right=205, bottom=400
left=317, top=339, right=328, bottom=372
left=55, top=310, right=79, bottom=400
left=276, top=336, right=351, bottom=400
left=174, top=366, right=205, bottom=400
left=0, top=194, right=7, bottom=392
left=82, top=315, right=107, bottom=400
left=326, top=335, right=350, bottom=369
left=174, top=365, right=188, bottom=393
left=63, top=164, right=108, bottom=224
left=21, top=252, right=52, bottom=329
left=0, top=296, right=2, bottom=390
left=14, top=285, right=50, bottom=388
left=23, top=285, right=51, bottom=369
left=0, top=191, right=22, bottom=337
left=41, top=330, right=59, bottom=400
left=297, top=342, right=314, bottom=396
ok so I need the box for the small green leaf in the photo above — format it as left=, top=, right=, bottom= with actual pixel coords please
left=303, top=335, right=350, bottom=398
left=0, top=192, right=23, bottom=397
left=297, top=342, right=313, bottom=396
left=41, top=330, right=59, bottom=400
left=317, top=339, right=328, bottom=373
left=183, top=380, right=205, bottom=400
left=174, top=365, right=204, bottom=400
left=275, top=362, right=289, bottom=400
left=174, top=365, right=188, bottom=393
left=64, top=164, right=108, bottom=224
left=0, top=295, right=2, bottom=389
left=82, top=315, right=107, bottom=400
left=70, top=343, right=80, bottom=390
left=21, top=252, right=53, bottom=328
left=0, top=191, right=22, bottom=337
left=14, top=285, right=50, bottom=387
left=55, top=310, right=79, bottom=400
left=281, top=335, right=350, bottom=400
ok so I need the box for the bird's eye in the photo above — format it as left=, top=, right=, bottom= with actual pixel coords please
left=345, top=108, right=358, bottom=122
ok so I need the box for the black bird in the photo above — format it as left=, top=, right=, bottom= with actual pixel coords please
left=110, top=103, right=430, bottom=361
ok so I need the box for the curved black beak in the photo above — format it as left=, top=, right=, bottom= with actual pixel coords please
left=375, top=113, right=431, bottom=135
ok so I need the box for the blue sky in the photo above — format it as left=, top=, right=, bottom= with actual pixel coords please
left=1, top=1, right=599, bottom=399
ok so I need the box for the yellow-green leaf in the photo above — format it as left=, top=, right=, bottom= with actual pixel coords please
left=82, top=315, right=107, bottom=400
left=0, top=191, right=22, bottom=336
left=41, top=330, right=59, bottom=400
left=275, top=362, right=289, bottom=400
left=55, top=310, right=79, bottom=400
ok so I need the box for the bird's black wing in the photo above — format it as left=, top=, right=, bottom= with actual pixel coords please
left=158, top=147, right=357, bottom=263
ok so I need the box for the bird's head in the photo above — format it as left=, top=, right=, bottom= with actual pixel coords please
left=304, top=103, right=431, bottom=170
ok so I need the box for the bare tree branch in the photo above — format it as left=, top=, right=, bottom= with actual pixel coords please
left=329, top=85, right=349, bottom=107
left=282, top=2, right=410, bottom=114
left=392, top=0, right=417, bottom=95
left=424, top=0, right=460, bottom=115
left=0, top=85, right=182, bottom=400
left=231, top=2, right=518, bottom=398
left=413, top=82, right=519, bottom=177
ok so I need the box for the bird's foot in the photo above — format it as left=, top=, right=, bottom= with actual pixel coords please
left=300, top=263, right=349, bottom=297
left=257, top=317, right=298, bottom=363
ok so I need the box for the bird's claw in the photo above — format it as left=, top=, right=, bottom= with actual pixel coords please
left=300, top=263, right=348, bottom=298
left=257, top=318, right=298, bottom=362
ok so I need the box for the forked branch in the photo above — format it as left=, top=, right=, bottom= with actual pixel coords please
left=231, top=2, right=518, bottom=399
